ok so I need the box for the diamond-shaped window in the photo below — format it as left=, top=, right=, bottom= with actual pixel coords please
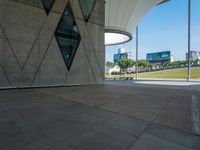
left=41, top=0, right=55, bottom=14
left=55, top=3, right=81, bottom=70
left=79, top=0, right=96, bottom=22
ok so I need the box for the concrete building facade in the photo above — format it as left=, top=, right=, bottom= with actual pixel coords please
left=0, top=0, right=105, bottom=88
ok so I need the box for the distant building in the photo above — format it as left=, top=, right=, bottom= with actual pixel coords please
left=108, top=65, right=121, bottom=74
left=105, top=65, right=120, bottom=76
left=146, top=51, right=173, bottom=64
left=113, top=48, right=134, bottom=63
left=186, top=51, right=200, bottom=61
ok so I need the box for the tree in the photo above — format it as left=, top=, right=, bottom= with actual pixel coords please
left=106, top=61, right=114, bottom=68
left=118, top=58, right=134, bottom=74
left=163, top=62, right=171, bottom=68
left=148, top=63, right=154, bottom=71
left=138, top=60, right=149, bottom=72
left=179, top=60, right=187, bottom=67
left=163, top=60, right=188, bottom=69
left=138, top=60, right=149, bottom=68
left=192, top=59, right=200, bottom=67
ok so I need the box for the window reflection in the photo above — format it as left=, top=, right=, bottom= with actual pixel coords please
left=55, top=3, right=81, bottom=70
left=41, top=0, right=55, bottom=14
left=79, top=0, right=96, bottom=21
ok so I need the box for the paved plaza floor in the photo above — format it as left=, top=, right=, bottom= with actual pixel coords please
left=0, top=81, right=200, bottom=150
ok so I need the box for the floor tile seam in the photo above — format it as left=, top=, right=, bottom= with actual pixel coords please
left=12, top=116, right=101, bottom=142
left=92, top=121, right=140, bottom=139
left=33, top=87, right=200, bottom=136
left=98, top=107, right=150, bottom=125
left=0, top=109, right=24, bottom=126
left=151, top=100, right=170, bottom=122
left=38, top=127, right=66, bottom=149
left=63, top=116, right=110, bottom=126
left=64, top=124, right=138, bottom=150
left=33, top=90, right=94, bottom=107
left=0, top=124, right=53, bottom=146
left=149, top=121, right=198, bottom=137
left=99, top=103, right=198, bottom=137
left=0, top=122, right=22, bottom=143
left=127, top=122, right=150, bottom=150
left=98, top=106, right=200, bottom=139
left=0, top=117, right=95, bottom=143
left=0, top=100, right=47, bottom=110
left=127, top=120, right=198, bottom=150
left=43, top=122, right=104, bottom=148
left=145, top=131, right=197, bottom=150
left=93, top=99, right=116, bottom=108
left=33, top=90, right=123, bottom=118
left=3, top=99, right=114, bottom=134
left=15, top=93, right=146, bottom=146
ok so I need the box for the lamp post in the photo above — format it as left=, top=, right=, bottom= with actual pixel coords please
left=187, top=0, right=191, bottom=81
left=136, top=26, right=139, bottom=80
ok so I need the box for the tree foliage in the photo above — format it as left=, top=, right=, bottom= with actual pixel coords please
left=106, top=61, right=114, bottom=68
left=138, top=60, right=149, bottom=68
left=118, top=58, right=134, bottom=71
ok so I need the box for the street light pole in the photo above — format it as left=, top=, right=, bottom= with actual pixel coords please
left=136, top=26, right=139, bottom=80
left=187, top=0, right=191, bottom=81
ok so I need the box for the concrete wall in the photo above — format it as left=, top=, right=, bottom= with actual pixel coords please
left=0, top=0, right=105, bottom=88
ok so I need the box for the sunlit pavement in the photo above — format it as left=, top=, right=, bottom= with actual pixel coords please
left=107, top=79, right=200, bottom=91
left=0, top=82, right=200, bottom=150
left=133, top=79, right=200, bottom=86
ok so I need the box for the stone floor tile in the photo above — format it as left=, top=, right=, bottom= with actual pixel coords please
left=145, top=123, right=200, bottom=150
left=0, top=121, right=21, bottom=140
left=129, top=133, right=193, bottom=150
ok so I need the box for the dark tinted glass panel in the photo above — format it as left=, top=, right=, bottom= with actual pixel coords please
left=79, top=0, right=96, bottom=21
left=55, top=3, right=81, bottom=70
left=41, top=0, right=55, bottom=14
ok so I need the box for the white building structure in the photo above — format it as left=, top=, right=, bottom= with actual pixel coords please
left=186, top=51, right=200, bottom=61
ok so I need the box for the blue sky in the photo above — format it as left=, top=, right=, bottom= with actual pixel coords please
left=106, top=0, right=200, bottom=62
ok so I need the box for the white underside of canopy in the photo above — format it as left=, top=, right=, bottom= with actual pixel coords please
left=105, top=0, right=165, bottom=45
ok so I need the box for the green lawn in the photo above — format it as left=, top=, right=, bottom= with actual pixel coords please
left=108, top=67, right=200, bottom=79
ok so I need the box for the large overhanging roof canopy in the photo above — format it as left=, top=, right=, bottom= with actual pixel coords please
left=105, top=0, right=167, bottom=46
